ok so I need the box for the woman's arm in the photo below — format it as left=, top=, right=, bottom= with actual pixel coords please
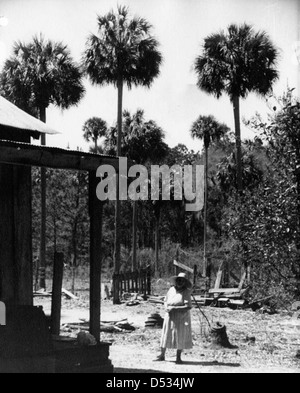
left=167, top=290, right=192, bottom=312
left=167, top=303, right=191, bottom=312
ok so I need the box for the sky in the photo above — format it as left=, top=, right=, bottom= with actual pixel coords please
left=0, top=0, right=299, bottom=153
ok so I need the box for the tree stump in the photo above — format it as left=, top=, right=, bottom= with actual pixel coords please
left=209, top=323, right=238, bottom=349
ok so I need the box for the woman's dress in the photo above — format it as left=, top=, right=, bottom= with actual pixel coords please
left=160, top=286, right=193, bottom=350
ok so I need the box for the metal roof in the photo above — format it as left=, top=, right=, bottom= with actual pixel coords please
left=0, top=96, right=59, bottom=137
left=0, top=139, right=121, bottom=172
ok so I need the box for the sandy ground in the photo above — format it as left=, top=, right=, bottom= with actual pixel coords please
left=34, top=286, right=300, bottom=374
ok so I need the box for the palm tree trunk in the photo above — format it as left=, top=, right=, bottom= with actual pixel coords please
left=113, top=76, right=123, bottom=304
left=233, top=95, right=243, bottom=192
left=132, top=201, right=138, bottom=272
left=39, top=106, right=47, bottom=290
left=233, top=96, right=250, bottom=282
left=72, top=254, right=77, bottom=294
left=203, top=146, right=208, bottom=277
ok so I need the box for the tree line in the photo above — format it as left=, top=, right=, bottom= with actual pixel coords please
left=1, top=5, right=298, bottom=304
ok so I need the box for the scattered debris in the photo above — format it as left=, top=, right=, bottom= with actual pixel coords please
left=62, top=288, right=79, bottom=300
left=122, top=292, right=137, bottom=301
left=126, top=300, right=140, bottom=307
left=244, top=336, right=256, bottom=345
left=145, top=313, right=164, bottom=329
left=248, top=295, right=275, bottom=312
left=61, top=318, right=136, bottom=335
left=33, top=289, right=52, bottom=298
left=33, top=288, right=79, bottom=300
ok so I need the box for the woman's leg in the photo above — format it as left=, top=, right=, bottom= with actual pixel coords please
left=154, top=347, right=166, bottom=361
left=176, top=349, right=183, bottom=364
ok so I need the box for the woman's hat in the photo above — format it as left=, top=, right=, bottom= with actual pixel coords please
left=170, top=272, right=192, bottom=289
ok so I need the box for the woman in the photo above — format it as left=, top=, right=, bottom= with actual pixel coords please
left=154, top=272, right=193, bottom=364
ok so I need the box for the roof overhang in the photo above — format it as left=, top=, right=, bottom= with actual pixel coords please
left=0, top=96, right=59, bottom=138
left=0, top=139, right=123, bottom=172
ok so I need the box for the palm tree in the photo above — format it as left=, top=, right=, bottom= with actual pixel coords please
left=190, top=115, right=229, bottom=276
left=83, top=117, right=108, bottom=151
left=217, top=150, right=263, bottom=195
left=83, top=5, right=162, bottom=303
left=0, top=35, right=85, bottom=289
left=123, top=111, right=168, bottom=274
left=121, top=109, right=145, bottom=273
left=194, top=24, right=279, bottom=192
left=103, top=109, right=168, bottom=274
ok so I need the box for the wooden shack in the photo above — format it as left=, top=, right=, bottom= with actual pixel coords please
left=0, top=96, right=118, bottom=373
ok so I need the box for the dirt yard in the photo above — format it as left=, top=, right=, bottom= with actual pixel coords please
left=34, top=279, right=300, bottom=374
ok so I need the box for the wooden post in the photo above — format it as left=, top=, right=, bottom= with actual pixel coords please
left=135, top=272, right=138, bottom=292
left=89, top=171, right=103, bottom=341
left=143, top=271, right=147, bottom=296
left=147, top=267, right=151, bottom=295
left=193, top=265, right=197, bottom=290
left=51, top=252, right=64, bottom=335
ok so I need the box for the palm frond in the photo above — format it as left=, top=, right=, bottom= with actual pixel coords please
left=83, top=6, right=162, bottom=89
left=194, top=23, right=279, bottom=101
left=0, top=35, right=85, bottom=112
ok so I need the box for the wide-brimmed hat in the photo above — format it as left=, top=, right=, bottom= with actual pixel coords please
left=170, top=272, right=192, bottom=289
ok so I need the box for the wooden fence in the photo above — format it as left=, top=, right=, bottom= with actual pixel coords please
left=113, top=267, right=151, bottom=299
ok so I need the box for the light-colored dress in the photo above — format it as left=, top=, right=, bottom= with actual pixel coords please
left=160, top=286, right=193, bottom=350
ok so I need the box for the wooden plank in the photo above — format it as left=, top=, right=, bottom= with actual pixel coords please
left=0, top=140, right=122, bottom=172
left=229, top=300, right=245, bottom=305
left=209, top=288, right=242, bottom=294
left=214, top=270, right=223, bottom=290
left=238, top=271, right=247, bottom=290
left=173, top=260, right=194, bottom=274
left=62, top=288, right=79, bottom=300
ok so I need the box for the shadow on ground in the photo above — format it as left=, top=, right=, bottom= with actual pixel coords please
left=181, top=360, right=241, bottom=367
left=113, top=361, right=241, bottom=373
left=114, top=368, right=168, bottom=373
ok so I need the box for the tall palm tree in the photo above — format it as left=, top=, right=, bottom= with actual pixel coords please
left=0, top=35, right=85, bottom=289
left=190, top=115, right=229, bottom=276
left=83, top=5, right=162, bottom=303
left=122, top=110, right=168, bottom=274
left=103, top=109, right=168, bottom=274
left=83, top=117, right=108, bottom=151
left=194, top=24, right=279, bottom=192
left=122, top=109, right=145, bottom=273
